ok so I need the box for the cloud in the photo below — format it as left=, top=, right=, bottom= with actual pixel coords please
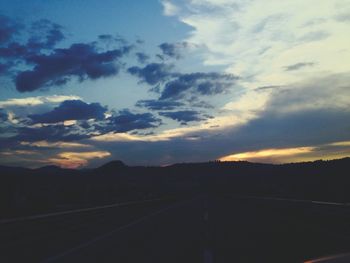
left=161, top=0, right=180, bottom=16
left=158, top=42, right=189, bottom=59
left=192, top=101, right=214, bottom=109
left=299, top=30, right=330, bottom=42
left=27, top=19, right=65, bottom=51
left=29, top=100, right=107, bottom=124
left=164, top=0, right=350, bottom=89
left=136, top=52, right=150, bottom=64
left=91, top=106, right=350, bottom=166
left=0, top=42, right=30, bottom=59
left=159, top=110, right=207, bottom=123
left=0, top=14, right=21, bottom=44
left=14, top=124, right=93, bottom=142
left=0, top=18, right=64, bottom=59
left=48, top=151, right=111, bottom=168
left=219, top=147, right=315, bottom=163
left=0, top=96, right=164, bottom=149
left=233, top=109, right=350, bottom=150
left=0, top=95, right=81, bottom=108
left=90, top=73, right=350, bottom=165
left=160, top=72, right=237, bottom=100
left=335, top=12, right=350, bottom=22
left=15, top=43, right=130, bottom=92
left=217, top=73, right=350, bottom=153
left=0, top=108, right=8, bottom=121
left=0, top=62, right=11, bottom=74
left=284, top=62, right=315, bottom=71
left=265, top=73, right=350, bottom=113
left=127, top=63, right=173, bottom=85
left=98, top=34, right=127, bottom=45
left=20, top=141, right=91, bottom=149
left=218, top=142, right=350, bottom=164
left=136, top=99, right=184, bottom=110
left=0, top=16, right=133, bottom=91
left=107, top=109, right=162, bottom=132
left=128, top=62, right=238, bottom=100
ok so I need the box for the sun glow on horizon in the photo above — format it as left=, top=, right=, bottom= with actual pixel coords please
left=219, top=147, right=315, bottom=163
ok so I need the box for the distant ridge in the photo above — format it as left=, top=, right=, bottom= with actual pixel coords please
left=37, top=165, right=65, bottom=171
left=0, top=157, right=349, bottom=171
left=96, top=160, right=127, bottom=172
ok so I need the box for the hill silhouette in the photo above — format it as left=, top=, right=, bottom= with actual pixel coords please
left=1, top=157, right=350, bottom=218
left=96, top=160, right=127, bottom=173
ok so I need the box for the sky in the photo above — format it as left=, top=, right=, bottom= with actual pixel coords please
left=0, top=0, right=350, bottom=168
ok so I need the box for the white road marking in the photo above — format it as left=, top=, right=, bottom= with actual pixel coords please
left=0, top=198, right=163, bottom=224
left=311, top=201, right=343, bottom=206
left=236, top=195, right=348, bottom=206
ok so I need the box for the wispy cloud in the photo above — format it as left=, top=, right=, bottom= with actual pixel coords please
left=163, top=0, right=350, bottom=88
left=20, top=141, right=92, bottom=149
left=0, top=95, right=81, bottom=107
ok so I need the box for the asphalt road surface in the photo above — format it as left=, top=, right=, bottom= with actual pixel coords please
left=1, top=195, right=350, bottom=263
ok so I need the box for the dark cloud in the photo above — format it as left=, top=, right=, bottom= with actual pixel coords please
left=128, top=62, right=238, bottom=106
left=127, top=63, right=173, bottom=85
left=284, top=62, right=315, bottom=71
left=136, top=52, right=149, bottom=64
left=15, top=43, right=130, bottom=92
left=98, top=34, right=115, bottom=41
left=0, top=42, right=29, bottom=59
left=191, top=101, right=214, bottom=109
left=0, top=62, right=11, bottom=75
left=98, top=34, right=128, bottom=45
left=136, top=99, right=184, bottom=110
left=0, top=15, right=21, bottom=44
left=27, top=19, right=65, bottom=51
left=14, top=124, right=91, bottom=142
left=0, top=16, right=134, bottom=91
left=1, top=104, right=161, bottom=145
left=0, top=108, right=8, bottom=121
left=159, top=110, right=206, bottom=123
left=160, top=72, right=237, bottom=100
left=158, top=42, right=189, bottom=59
left=29, top=100, right=107, bottom=124
left=0, top=19, right=64, bottom=60
left=107, top=110, right=161, bottom=133
left=231, top=109, right=350, bottom=150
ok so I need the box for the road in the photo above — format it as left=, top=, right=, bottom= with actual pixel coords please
left=1, top=195, right=350, bottom=263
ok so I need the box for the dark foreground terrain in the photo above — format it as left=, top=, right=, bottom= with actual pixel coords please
left=1, top=158, right=350, bottom=262
left=1, top=194, right=350, bottom=262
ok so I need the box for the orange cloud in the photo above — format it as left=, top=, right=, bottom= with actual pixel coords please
left=219, top=147, right=315, bottom=163
left=48, top=151, right=110, bottom=169
left=20, top=141, right=91, bottom=149
left=219, top=141, right=350, bottom=164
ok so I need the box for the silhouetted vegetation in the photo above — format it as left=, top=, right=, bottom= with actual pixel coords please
left=1, top=158, right=350, bottom=218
